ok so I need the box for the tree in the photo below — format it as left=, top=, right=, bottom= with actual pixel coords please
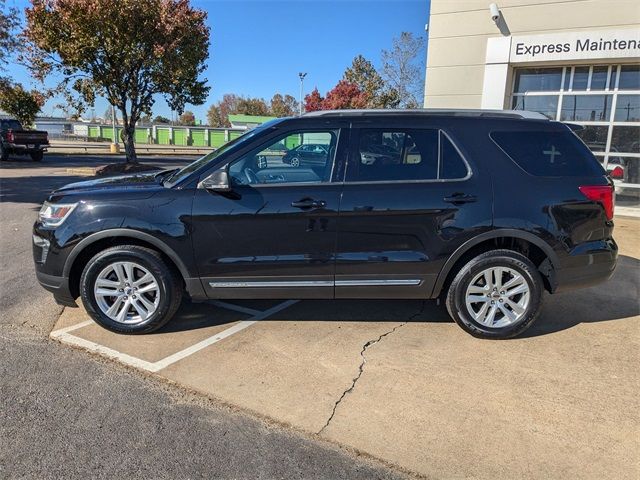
left=0, top=0, right=19, bottom=75
left=236, top=96, right=269, bottom=116
left=206, top=104, right=225, bottom=128
left=24, top=0, right=210, bottom=163
left=380, top=32, right=425, bottom=108
left=103, top=107, right=113, bottom=123
left=153, top=115, right=171, bottom=124
left=206, top=93, right=240, bottom=127
left=178, top=110, right=195, bottom=125
left=270, top=93, right=298, bottom=117
left=303, top=88, right=324, bottom=112
left=139, top=113, right=152, bottom=125
left=344, top=55, right=399, bottom=109
left=322, top=80, right=368, bottom=110
left=0, top=82, right=44, bottom=126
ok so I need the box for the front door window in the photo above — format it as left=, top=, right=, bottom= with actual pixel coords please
left=229, top=130, right=338, bottom=186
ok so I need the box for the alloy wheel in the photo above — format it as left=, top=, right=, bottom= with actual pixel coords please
left=93, top=261, right=160, bottom=324
left=464, top=266, right=530, bottom=328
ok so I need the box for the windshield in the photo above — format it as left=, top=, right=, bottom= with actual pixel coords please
left=163, top=122, right=280, bottom=187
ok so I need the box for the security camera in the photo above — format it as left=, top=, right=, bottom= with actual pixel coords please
left=489, top=3, right=501, bottom=22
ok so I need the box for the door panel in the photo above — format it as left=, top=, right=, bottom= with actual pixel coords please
left=192, top=184, right=342, bottom=298
left=335, top=128, right=493, bottom=299
left=191, top=124, right=349, bottom=299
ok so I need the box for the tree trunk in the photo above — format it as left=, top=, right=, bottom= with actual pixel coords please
left=122, top=124, right=137, bottom=163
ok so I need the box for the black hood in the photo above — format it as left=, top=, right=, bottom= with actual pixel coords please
left=49, top=171, right=167, bottom=202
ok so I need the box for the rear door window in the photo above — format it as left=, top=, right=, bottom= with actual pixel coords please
left=348, top=129, right=469, bottom=182
left=491, top=130, right=605, bottom=177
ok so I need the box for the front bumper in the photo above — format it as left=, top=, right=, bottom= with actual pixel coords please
left=35, top=270, right=77, bottom=307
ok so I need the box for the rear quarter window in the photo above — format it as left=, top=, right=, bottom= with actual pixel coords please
left=490, top=130, right=605, bottom=177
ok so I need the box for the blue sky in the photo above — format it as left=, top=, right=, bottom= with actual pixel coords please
left=5, top=0, right=430, bottom=122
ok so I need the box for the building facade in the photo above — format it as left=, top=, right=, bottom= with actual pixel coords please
left=424, top=0, right=640, bottom=211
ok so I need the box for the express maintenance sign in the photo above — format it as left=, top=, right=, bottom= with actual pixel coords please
left=510, top=29, right=640, bottom=63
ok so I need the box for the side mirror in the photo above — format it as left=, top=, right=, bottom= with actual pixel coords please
left=198, top=168, right=231, bottom=192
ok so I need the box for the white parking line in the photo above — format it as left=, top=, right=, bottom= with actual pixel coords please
left=210, top=301, right=263, bottom=317
left=49, top=300, right=299, bottom=373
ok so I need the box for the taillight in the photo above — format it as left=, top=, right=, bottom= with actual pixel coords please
left=579, top=185, right=615, bottom=220
left=610, top=166, right=624, bottom=179
left=7, top=131, right=14, bottom=142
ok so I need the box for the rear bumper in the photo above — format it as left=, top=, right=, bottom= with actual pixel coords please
left=3, top=142, right=48, bottom=153
left=35, top=270, right=77, bottom=307
left=553, top=239, right=618, bottom=293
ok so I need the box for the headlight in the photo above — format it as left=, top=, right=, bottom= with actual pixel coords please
left=38, top=202, right=77, bottom=227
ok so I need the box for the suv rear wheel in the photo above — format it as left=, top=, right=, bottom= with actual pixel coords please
left=80, top=245, right=182, bottom=334
left=446, top=250, right=543, bottom=339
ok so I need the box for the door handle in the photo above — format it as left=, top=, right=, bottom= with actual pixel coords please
left=291, top=198, right=327, bottom=209
left=443, top=193, right=477, bottom=205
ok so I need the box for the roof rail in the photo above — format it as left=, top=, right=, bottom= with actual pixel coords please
left=302, top=108, right=549, bottom=120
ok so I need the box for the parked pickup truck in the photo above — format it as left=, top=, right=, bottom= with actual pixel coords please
left=0, top=119, right=49, bottom=161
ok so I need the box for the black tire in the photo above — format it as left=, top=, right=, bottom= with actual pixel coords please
left=30, top=151, right=43, bottom=162
left=445, top=249, right=543, bottom=339
left=80, top=245, right=183, bottom=334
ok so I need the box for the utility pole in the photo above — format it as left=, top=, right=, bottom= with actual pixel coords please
left=298, top=72, right=307, bottom=116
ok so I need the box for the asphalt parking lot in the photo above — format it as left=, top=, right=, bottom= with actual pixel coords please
left=52, top=218, right=639, bottom=479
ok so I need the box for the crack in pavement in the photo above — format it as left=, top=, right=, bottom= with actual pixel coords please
left=317, top=301, right=426, bottom=435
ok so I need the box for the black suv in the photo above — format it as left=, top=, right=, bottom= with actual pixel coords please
left=33, top=110, right=617, bottom=339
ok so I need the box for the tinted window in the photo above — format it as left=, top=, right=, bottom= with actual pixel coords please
left=349, top=129, right=468, bottom=182
left=229, top=130, right=338, bottom=185
left=619, top=65, right=640, bottom=90
left=491, top=130, right=605, bottom=177
left=440, top=133, right=469, bottom=179
left=350, top=129, right=438, bottom=182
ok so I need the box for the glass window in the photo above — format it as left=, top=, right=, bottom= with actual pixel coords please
left=439, top=133, right=469, bottom=179
left=576, top=126, right=610, bottom=153
left=611, top=126, right=640, bottom=154
left=514, top=68, right=562, bottom=93
left=491, top=130, right=605, bottom=177
left=572, top=67, right=589, bottom=90
left=560, top=95, right=612, bottom=122
left=512, top=95, right=559, bottom=119
left=618, top=65, right=640, bottom=90
left=614, top=95, right=640, bottom=122
left=590, top=66, right=608, bottom=90
left=609, top=67, right=618, bottom=90
left=229, top=130, right=338, bottom=185
left=350, top=129, right=439, bottom=182
left=563, top=68, right=571, bottom=91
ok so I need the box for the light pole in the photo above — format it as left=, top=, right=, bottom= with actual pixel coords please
left=298, top=72, right=307, bottom=115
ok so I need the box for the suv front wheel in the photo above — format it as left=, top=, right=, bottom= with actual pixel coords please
left=80, top=245, right=182, bottom=334
left=446, top=250, right=543, bottom=339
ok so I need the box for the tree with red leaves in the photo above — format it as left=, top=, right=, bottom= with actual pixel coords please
left=303, top=88, right=324, bottom=112
left=322, top=80, right=368, bottom=110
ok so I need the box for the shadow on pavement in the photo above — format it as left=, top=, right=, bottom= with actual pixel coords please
left=162, top=254, right=638, bottom=338
left=523, top=253, right=639, bottom=337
